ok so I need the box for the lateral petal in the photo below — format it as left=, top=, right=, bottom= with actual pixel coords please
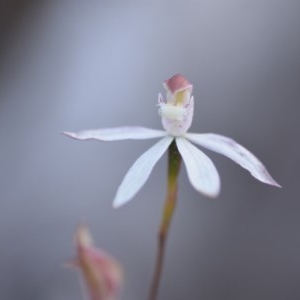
left=186, top=133, right=281, bottom=187
left=113, top=136, right=174, bottom=208
left=176, top=137, right=220, bottom=197
left=63, top=126, right=167, bottom=141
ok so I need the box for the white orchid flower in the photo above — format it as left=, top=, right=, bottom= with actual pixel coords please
left=63, top=74, right=280, bottom=208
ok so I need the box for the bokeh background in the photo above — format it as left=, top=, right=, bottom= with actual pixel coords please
left=0, top=1, right=299, bottom=299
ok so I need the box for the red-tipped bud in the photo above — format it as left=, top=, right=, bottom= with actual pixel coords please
left=71, top=224, right=123, bottom=300
left=163, top=74, right=193, bottom=94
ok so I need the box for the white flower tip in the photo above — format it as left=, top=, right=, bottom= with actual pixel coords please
left=62, top=131, right=85, bottom=140
left=199, top=176, right=221, bottom=198
left=192, top=180, right=221, bottom=199
left=112, top=190, right=135, bottom=209
left=248, top=160, right=282, bottom=188
left=62, top=131, right=75, bottom=138
left=112, top=188, right=133, bottom=209
left=260, top=176, right=282, bottom=188
left=204, top=186, right=221, bottom=198
left=275, top=182, right=282, bottom=188
left=112, top=198, right=125, bottom=209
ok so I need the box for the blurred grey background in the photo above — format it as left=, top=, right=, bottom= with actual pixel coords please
left=0, top=1, right=299, bottom=299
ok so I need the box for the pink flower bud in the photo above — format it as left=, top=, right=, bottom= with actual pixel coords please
left=71, top=224, right=123, bottom=300
left=163, top=73, right=193, bottom=94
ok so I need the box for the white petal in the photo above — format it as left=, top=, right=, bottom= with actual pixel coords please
left=62, top=127, right=167, bottom=141
left=176, top=137, right=220, bottom=197
left=186, top=133, right=281, bottom=187
left=113, top=136, right=173, bottom=208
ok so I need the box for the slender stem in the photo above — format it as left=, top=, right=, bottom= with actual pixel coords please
left=148, top=140, right=181, bottom=300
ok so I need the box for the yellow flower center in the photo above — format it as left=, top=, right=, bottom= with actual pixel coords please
left=174, top=90, right=186, bottom=106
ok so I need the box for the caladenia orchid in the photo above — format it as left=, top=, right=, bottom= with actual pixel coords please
left=69, top=224, right=123, bottom=300
left=63, top=74, right=280, bottom=207
left=63, top=74, right=280, bottom=300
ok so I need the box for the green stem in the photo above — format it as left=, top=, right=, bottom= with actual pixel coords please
left=147, top=140, right=181, bottom=300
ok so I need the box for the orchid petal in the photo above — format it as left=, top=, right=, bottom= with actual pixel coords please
left=186, top=133, right=281, bottom=187
left=176, top=137, right=220, bottom=197
left=63, top=126, right=167, bottom=141
left=113, top=136, right=174, bottom=208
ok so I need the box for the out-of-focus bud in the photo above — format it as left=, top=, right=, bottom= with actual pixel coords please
left=70, top=224, right=123, bottom=300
